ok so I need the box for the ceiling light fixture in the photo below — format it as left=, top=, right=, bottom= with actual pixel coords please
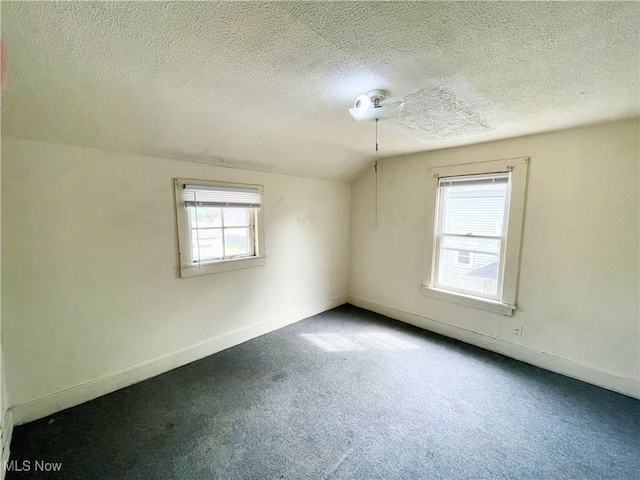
left=348, top=89, right=405, bottom=228
left=354, top=94, right=371, bottom=113
left=348, top=89, right=405, bottom=122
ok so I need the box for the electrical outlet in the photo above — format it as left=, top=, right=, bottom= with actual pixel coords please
left=325, top=284, right=330, bottom=293
left=513, top=324, right=523, bottom=336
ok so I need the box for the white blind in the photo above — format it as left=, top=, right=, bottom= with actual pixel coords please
left=439, top=173, right=509, bottom=188
left=183, top=184, right=262, bottom=208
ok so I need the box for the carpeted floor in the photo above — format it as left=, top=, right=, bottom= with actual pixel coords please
left=6, top=305, right=640, bottom=479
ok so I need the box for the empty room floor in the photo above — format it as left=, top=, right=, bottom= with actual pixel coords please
left=7, top=305, right=640, bottom=479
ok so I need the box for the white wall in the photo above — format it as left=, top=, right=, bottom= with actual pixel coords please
left=1, top=137, right=350, bottom=422
left=349, top=118, right=640, bottom=397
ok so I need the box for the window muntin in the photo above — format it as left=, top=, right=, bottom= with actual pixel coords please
left=433, top=173, right=510, bottom=300
left=175, top=179, right=266, bottom=277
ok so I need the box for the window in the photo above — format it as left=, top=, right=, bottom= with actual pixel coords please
left=435, top=172, right=508, bottom=299
left=174, top=179, right=266, bottom=277
left=421, top=157, right=529, bottom=315
left=455, top=250, right=472, bottom=266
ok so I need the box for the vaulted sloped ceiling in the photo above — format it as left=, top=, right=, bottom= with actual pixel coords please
left=1, top=2, right=638, bottom=181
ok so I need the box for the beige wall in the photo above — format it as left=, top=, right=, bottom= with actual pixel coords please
left=349, top=118, right=640, bottom=397
left=1, top=137, right=350, bottom=420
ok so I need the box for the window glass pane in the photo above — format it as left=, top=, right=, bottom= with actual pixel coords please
left=192, top=228, right=223, bottom=261
left=441, top=182, right=507, bottom=236
left=189, top=207, right=222, bottom=228
left=437, top=236, right=500, bottom=297
left=457, top=250, right=471, bottom=265
left=224, top=228, right=251, bottom=256
left=223, top=208, right=251, bottom=227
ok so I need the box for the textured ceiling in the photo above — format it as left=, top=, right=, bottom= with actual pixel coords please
left=2, top=2, right=638, bottom=181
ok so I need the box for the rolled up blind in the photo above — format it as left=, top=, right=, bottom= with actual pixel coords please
left=439, top=173, right=509, bottom=188
left=183, top=184, right=262, bottom=208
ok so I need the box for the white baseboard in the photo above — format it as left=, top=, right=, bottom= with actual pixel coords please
left=10, top=295, right=348, bottom=425
left=1, top=410, right=14, bottom=480
left=348, top=295, right=640, bottom=399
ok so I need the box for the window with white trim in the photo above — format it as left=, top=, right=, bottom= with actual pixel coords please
left=421, top=158, right=529, bottom=315
left=174, top=179, right=266, bottom=277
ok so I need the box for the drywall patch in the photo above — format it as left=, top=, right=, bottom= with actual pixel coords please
left=396, top=75, right=508, bottom=141
left=164, top=148, right=276, bottom=173
left=296, top=212, right=317, bottom=226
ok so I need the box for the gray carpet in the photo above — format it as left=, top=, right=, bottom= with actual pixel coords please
left=6, top=305, right=640, bottom=479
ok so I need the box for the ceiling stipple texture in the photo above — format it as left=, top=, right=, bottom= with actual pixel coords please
left=2, top=2, right=638, bottom=181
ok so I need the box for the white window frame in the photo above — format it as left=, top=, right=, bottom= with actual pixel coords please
left=174, top=179, right=266, bottom=278
left=421, top=157, right=529, bottom=316
left=432, top=172, right=510, bottom=302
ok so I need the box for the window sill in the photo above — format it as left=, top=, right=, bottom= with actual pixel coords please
left=419, top=285, right=515, bottom=316
left=180, top=255, right=266, bottom=278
